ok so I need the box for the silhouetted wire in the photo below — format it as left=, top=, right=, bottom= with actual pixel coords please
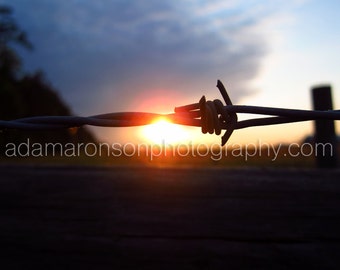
left=1, top=80, right=340, bottom=146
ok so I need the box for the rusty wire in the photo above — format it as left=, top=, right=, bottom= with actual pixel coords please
left=1, top=80, right=340, bottom=146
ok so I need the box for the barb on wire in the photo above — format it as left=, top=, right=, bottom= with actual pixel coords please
left=1, top=80, right=340, bottom=146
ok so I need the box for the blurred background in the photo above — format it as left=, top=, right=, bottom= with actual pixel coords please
left=1, top=0, right=340, bottom=146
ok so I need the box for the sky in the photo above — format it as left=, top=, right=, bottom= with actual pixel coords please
left=2, top=0, right=340, bottom=145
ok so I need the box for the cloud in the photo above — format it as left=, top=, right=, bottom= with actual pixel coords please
left=3, top=0, right=280, bottom=116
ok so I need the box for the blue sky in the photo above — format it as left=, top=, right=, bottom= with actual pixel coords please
left=1, top=0, right=340, bottom=144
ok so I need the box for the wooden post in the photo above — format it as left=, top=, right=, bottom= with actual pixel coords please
left=312, top=85, right=338, bottom=168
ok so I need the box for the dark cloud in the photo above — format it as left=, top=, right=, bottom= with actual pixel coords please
left=2, top=0, right=268, bottom=116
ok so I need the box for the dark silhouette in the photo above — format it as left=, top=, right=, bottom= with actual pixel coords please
left=0, top=5, right=32, bottom=79
left=0, top=5, right=95, bottom=152
left=312, top=85, right=338, bottom=168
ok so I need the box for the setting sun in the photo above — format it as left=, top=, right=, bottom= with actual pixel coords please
left=140, top=117, right=190, bottom=144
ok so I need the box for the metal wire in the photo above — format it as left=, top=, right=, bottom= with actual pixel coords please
left=1, top=80, right=340, bottom=146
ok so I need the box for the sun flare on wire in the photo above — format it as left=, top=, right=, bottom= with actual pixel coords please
left=140, top=117, right=190, bottom=145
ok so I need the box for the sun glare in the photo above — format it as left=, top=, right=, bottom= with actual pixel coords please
left=140, top=117, right=190, bottom=144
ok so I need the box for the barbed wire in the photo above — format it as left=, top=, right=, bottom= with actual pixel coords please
left=1, top=80, right=340, bottom=146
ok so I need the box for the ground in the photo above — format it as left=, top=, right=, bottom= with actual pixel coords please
left=1, top=165, right=340, bottom=269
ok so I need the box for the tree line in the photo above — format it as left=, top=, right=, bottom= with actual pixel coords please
left=0, top=5, right=95, bottom=152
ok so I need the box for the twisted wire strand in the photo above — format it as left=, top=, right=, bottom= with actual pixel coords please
left=0, top=113, right=202, bottom=129
left=1, top=80, right=340, bottom=146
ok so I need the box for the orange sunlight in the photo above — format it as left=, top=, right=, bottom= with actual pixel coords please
left=140, top=117, right=191, bottom=144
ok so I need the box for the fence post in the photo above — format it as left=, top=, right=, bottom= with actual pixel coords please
left=312, top=85, right=338, bottom=168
